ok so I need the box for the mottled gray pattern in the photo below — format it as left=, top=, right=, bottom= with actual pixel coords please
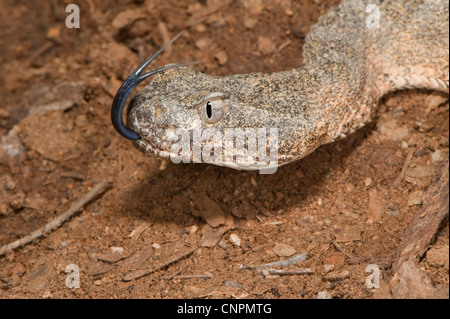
left=127, top=0, right=449, bottom=169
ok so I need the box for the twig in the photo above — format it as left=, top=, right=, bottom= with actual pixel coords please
left=241, top=253, right=307, bottom=270
left=268, top=268, right=314, bottom=276
left=171, top=272, right=213, bottom=280
left=0, top=180, right=112, bottom=257
left=393, top=149, right=414, bottom=186
left=272, top=40, right=292, bottom=58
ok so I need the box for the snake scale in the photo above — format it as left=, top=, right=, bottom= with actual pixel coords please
left=112, top=0, right=449, bottom=171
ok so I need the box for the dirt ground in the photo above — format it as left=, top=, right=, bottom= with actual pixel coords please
left=0, top=0, right=448, bottom=299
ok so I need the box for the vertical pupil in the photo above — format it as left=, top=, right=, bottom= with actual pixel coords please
left=206, top=101, right=212, bottom=118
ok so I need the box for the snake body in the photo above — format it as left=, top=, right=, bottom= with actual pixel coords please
left=124, top=0, right=449, bottom=171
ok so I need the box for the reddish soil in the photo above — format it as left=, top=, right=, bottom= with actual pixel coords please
left=0, top=0, right=448, bottom=299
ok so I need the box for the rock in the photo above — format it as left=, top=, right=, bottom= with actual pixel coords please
left=431, top=150, right=445, bottom=164
left=272, top=243, right=297, bottom=257
left=316, top=291, right=333, bottom=299
left=112, top=9, right=146, bottom=30
left=258, top=36, right=276, bottom=55
left=195, top=38, right=212, bottom=51
left=187, top=225, right=199, bottom=234
left=0, top=126, right=26, bottom=166
left=200, top=215, right=235, bottom=247
left=229, top=233, right=241, bottom=247
left=324, top=270, right=350, bottom=282
left=425, top=91, right=448, bottom=110
left=214, top=50, right=228, bottom=65
left=47, top=25, right=62, bottom=42
left=323, top=264, right=335, bottom=273
left=408, top=190, right=424, bottom=206
left=426, top=246, right=449, bottom=268
left=391, top=261, right=446, bottom=299
left=189, top=190, right=226, bottom=228
left=195, top=23, right=207, bottom=32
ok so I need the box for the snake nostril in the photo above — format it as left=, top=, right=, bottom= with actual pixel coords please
left=155, top=105, right=164, bottom=118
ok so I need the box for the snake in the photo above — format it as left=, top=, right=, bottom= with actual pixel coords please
left=111, top=0, right=449, bottom=172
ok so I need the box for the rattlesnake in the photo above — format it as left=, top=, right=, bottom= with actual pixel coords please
left=112, top=0, right=449, bottom=171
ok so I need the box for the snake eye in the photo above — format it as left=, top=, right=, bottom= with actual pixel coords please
left=198, top=99, right=224, bottom=124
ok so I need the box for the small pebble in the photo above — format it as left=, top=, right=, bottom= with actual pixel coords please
left=408, top=190, right=424, bottom=206
left=324, top=264, right=335, bottom=273
left=214, top=50, right=228, bottom=65
left=230, top=233, right=241, bottom=247
left=431, top=150, right=444, bottom=164
left=110, top=246, right=124, bottom=254
left=364, top=177, right=373, bottom=187
left=426, top=246, right=449, bottom=268
left=258, top=36, right=276, bottom=55
left=195, top=38, right=212, bottom=50
left=187, top=225, right=199, bottom=234
left=316, top=291, right=332, bottom=299
left=152, top=243, right=161, bottom=249
left=158, top=160, right=167, bottom=171
left=324, top=270, right=350, bottom=282
left=425, top=91, right=448, bottom=109
left=195, top=23, right=207, bottom=33
left=272, top=243, right=297, bottom=257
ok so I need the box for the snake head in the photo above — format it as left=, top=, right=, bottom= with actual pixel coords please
left=116, top=34, right=314, bottom=172
left=126, top=66, right=292, bottom=173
